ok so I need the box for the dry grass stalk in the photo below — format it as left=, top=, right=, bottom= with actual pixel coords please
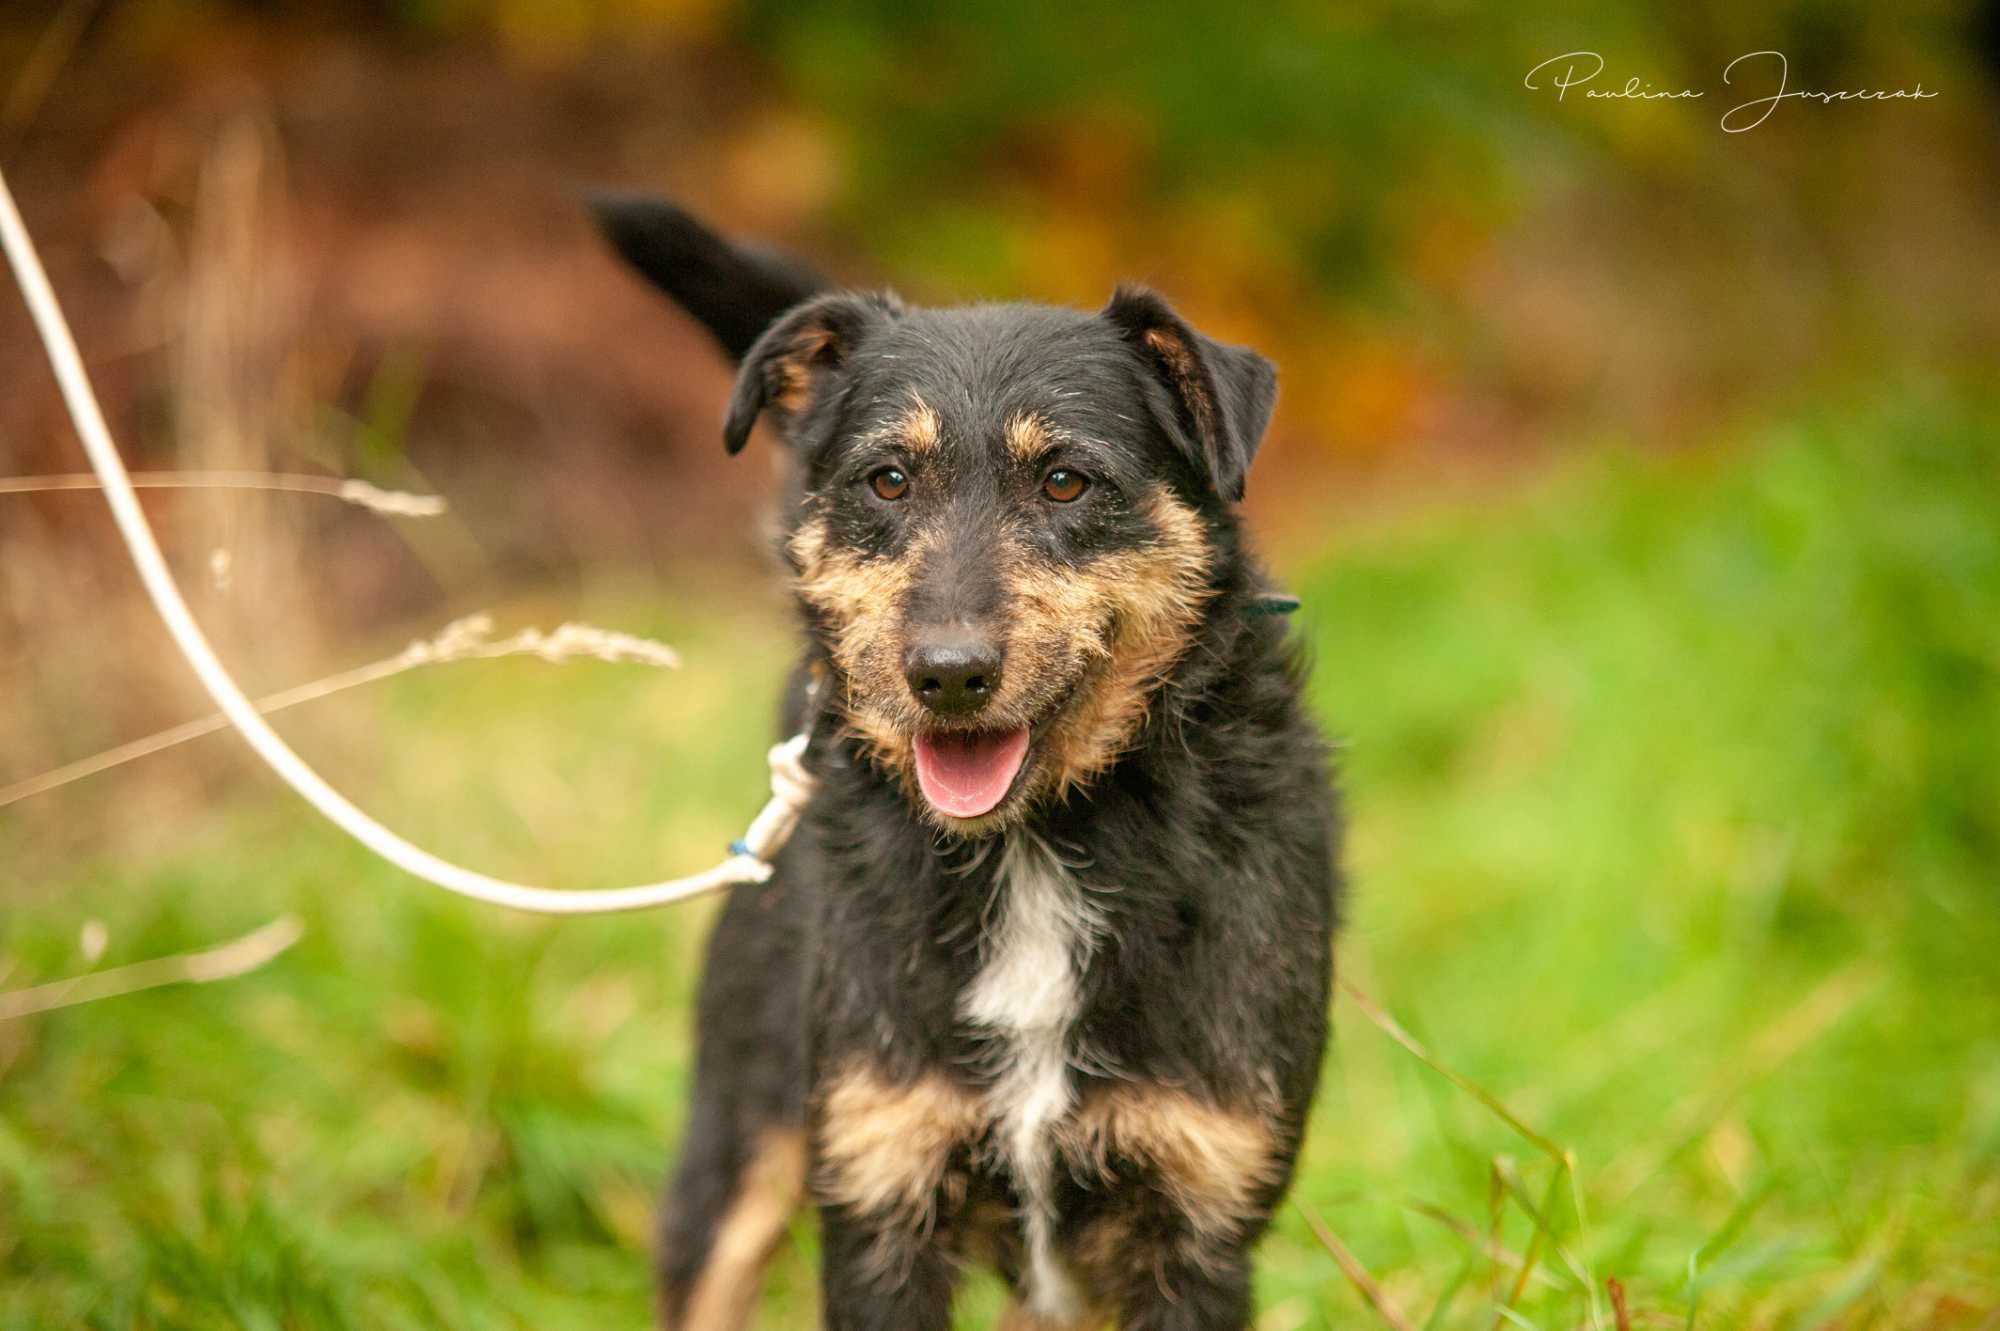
left=1599, top=964, right=1877, bottom=1201
left=1341, top=981, right=1606, bottom=1331
left=0, top=0, right=104, bottom=137
left=0, top=471, right=448, bottom=516
left=3, top=158, right=776, bottom=915
left=1341, top=980, right=1565, bottom=1160
left=0, top=915, right=303, bottom=1021
left=1402, top=1198, right=1561, bottom=1290
left=1295, top=1199, right=1419, bottom=1331
left=0, top=612, right=679, bottom=809
left=1607, top=1275, right=1632, bottom=1331
left=1490, top=1157, right=1573, bottom=1328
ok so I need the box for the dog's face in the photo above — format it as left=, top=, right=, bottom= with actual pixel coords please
left=726, top=290, right=1276, bottom=834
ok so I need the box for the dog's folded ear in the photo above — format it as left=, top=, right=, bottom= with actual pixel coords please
left=1102, top=287, right=1277, bottom=503
left=724, top=291, right=902, bottom=454
left=585, top=191, right=827, bottom=363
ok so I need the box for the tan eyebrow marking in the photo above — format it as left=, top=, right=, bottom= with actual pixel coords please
left=895, top=396, right=942, bottom=455
left=1005, top=412, right=1053, bottom=463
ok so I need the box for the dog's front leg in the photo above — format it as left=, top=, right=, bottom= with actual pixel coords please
left=817, top=1203, right=958, bottom=1331
left=1110, top=1240, right=1254, bottom=1331
left=809, top=1061, right=983, bottom=1330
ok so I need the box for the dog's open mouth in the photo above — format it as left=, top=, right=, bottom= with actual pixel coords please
left=911, top=726, right=1031, bottom=819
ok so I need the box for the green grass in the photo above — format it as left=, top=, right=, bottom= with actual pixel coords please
left=4, top=387, right=1997, bottom=1329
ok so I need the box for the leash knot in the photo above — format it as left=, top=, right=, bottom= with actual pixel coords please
left=725, top=733, right=819, bottom=875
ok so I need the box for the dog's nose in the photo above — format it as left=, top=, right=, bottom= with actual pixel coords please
left=904, top=633, right=1003, bottom=716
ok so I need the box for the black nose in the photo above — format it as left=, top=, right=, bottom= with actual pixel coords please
left=904, top=632, right=1003, bottom=716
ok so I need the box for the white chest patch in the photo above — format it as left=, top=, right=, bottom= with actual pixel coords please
left=959, top=835, right=1099, bottom=1322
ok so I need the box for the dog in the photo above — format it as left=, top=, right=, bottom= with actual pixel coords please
left=593, top=195, right=1341, bottom=1331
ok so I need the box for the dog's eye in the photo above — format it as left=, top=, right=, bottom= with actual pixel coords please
left=1041, top=468, right=1088, bottom=503
left=869, top=467, right=910, bottom=502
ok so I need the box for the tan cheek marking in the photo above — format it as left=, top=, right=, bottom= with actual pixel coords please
left=678, top=1129, right=808, bottom=1331
left=1005, top=412, right=1053, bottom=463
left=1059, top=1086, right=1281, bottom=1243
left=1030, top=488, right=1214, bottom=796
left=787, top=517, right=931, bottom=780
left=815, top=1064, right=988, bottom=1228
left=794, top=488, right=1208, bottom=815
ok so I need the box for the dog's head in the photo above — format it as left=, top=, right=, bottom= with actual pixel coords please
left=594, top=200, right=1276, bottom=834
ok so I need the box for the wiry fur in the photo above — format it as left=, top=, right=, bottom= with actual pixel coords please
left=593, top=198, right=1340, bottom=1331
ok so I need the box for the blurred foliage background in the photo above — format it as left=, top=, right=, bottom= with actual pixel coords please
left=1, top=1, right=1996, bottom=1328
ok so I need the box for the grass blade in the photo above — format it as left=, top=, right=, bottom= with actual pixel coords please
left=1490, top=1161, right=1565, bottom=1330
left=1342, top=981, right=1565, bottom=1164
left=1295, top=1200, right=1419, bottom=1331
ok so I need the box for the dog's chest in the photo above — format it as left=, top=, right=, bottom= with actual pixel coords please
left=957, top=836, right=1098, bottom=1320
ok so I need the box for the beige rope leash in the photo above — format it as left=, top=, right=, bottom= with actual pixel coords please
left=0, top=165, right=816, bottom=915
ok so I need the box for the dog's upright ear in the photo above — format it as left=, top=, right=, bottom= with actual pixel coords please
left=724, top=290, right=902, bottom=454
left=1102, top=286, right=1277, bottom=503
left=586, top=192, right=828, bottom=363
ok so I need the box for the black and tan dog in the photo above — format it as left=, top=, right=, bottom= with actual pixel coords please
left=594, top=197, right=1340, bottom=1331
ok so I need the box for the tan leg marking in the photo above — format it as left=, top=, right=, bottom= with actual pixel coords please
left=1060, top=1085, right=1281, bottom=1243
left=814, top=1063, right=987, bottom=1228
left=677, top=1129, right=808, bottom=1331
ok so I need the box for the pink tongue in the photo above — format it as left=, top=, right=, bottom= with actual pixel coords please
left=912, top=727, right=1031, bottom=818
